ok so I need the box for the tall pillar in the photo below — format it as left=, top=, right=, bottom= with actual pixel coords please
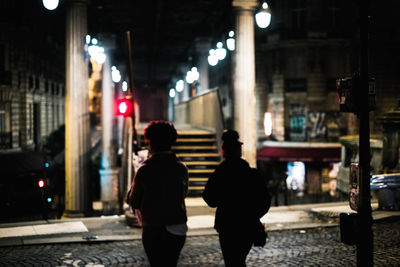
left=232, top=0, right=258, bottom=167
left=99, top=59, right=119, bottom=213
left=64, top=0, right=90, bottom=217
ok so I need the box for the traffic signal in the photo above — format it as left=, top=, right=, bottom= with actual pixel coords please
left=116, top=98, right=133, bottom=117
left=337, top=74, right=375, bottom=114
left=38, top=178, right=46, bottom=188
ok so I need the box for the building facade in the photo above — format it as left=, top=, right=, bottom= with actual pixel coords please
left=254, top=0, right=400, bottom=201
left=0, top=17, right=65, bottom=152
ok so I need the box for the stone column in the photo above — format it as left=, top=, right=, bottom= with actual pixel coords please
left=99, top=58, right=120, bottom=213
left=232, top=0, right=258, bottom=167
left=195, top=38, right=211, bottom=94
left=64, top=0, right=90, bottom=217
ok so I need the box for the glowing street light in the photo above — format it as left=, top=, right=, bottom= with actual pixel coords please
left=42, top=0, right=59, bottom=10
left=216, top=42, right=227, bottom=60
left=191, top=67, right=199, bottom=81
left=227, top=31, right=235, bottom=51
left=111, top=66, right=122, bottom=83
left=169, top=88, right=176, bottom=98
left=122, top=81, right=128, bottom=91
left=186, top=67, right=200, bottom=84
left=255, top=2, right=272, bottom=29
left=88, top=43, right=106, bottom=64
left=208, top=49, right=218, bottom=66
left=176, top=80, right=184, bottom=92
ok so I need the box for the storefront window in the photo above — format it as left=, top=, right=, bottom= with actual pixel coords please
left=286, top=161, right=305, bottom=196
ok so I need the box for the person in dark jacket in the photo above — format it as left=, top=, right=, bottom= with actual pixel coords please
left=202, top=130, right=270, bottom=267
left=129, top=121, right=188, bottom=267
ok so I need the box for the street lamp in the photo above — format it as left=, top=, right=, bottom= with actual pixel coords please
left=42, top=0, right=59, bottom=10
left=255, top=1, right=271, bottom=28
left=208, top=49, right=218, bottom=66
left=111, top=66, right=122, bottom=83
left=169, top=88, right=176, bottom=98
left=215, top=42, right=227, bottom=60
left=227, top=30, right=235, bottom=51
left=176, top=80, right=184, bottom=93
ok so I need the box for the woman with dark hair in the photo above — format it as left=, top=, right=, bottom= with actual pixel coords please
left=202, top=130, right=270, bottom=266
left=129, top=120, right=188, bottom=267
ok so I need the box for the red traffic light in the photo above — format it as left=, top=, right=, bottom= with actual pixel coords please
left=38, top=179, right=45, bottom=188
left=116, top=98, right=133, bottom=117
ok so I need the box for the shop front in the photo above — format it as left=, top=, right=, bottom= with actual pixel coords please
left=257, top=141, right=342, bottom=205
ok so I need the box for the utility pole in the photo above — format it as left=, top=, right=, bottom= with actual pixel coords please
left=357, top=1, right=373, bottom=266
left=337, top=1, right=374, bottom=265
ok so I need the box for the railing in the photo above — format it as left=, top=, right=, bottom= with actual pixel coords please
left=174, top=88, right=225, bottom=154
left=0, top=132, right=12, bottom=149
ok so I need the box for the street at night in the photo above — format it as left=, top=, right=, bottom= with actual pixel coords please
left=1, top=219, right=400, bottom=266
left=2, top=0, right=400, bottom=266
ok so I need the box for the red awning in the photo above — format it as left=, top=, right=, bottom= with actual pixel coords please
left=257, top=146, right=341, bottom=162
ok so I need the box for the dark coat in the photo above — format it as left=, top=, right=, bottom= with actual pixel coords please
left=130, top=151, right=188, bottom=226
left=202, top=157, right=270, bottom=232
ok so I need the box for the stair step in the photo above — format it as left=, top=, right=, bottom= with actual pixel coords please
left=189, top=177, right=209, bottom=182
left=188, top=169, right=214, bottom=174
left=173, top=146, right=217, bottom=150
left=184, top=161, right=219, bottom=166
left=177, top=153, right=220, bottom=157
left=189, top=186, right=205, bottom=190
left=178, top=132, right=215, bottom=136
left=176, top=138, right=216, bottom=142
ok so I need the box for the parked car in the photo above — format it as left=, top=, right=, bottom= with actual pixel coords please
left=370, top=173, right=400, bottom=210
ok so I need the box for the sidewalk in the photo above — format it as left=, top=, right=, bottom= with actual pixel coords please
left=0, top=198, right=399, bottom=247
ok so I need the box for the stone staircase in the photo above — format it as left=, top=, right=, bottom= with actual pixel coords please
left=137, top=127, right=221, bottom=194
left=173, top=131, right=221, bottom=194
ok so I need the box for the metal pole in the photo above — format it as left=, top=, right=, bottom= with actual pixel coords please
left=126, top=31, right=138, bottom=151
left=357, top=1, right=373, bottom=266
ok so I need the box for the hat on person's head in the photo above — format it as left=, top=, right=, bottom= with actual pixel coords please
left=222, top=130, right=243, bottom=145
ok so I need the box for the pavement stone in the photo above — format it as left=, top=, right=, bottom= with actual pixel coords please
left=0, top=219, right=399, bottom=266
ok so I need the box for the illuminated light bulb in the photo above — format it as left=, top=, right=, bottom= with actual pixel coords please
left=208, top=49, right=219, bottom=66
left=111, top=67, right=121, bottom=83
left=191, top=67, right=199, bottom=81
left=255, top=2, right=271, bottom=29
left=122, top=81, right=128, bottom=91
left=169, top=88, right=176, bottom=98
left=42, top=0, right=59, bottom=10
left=186, top=71, right=194, bottom=84
left=264, top=112, right=273, bottom=136
left=216, top=42, right=227, bottom=60
left=227, top=38, right=235, bottom=51
left=176, top=80, right=184, bottom=92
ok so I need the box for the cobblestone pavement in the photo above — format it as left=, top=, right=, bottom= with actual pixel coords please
left=0, top=219, right=399, bottom=266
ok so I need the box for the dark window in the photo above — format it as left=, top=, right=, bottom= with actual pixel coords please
left=326, top=78, right=338, bottom=91
left=328, top=0, right=340, bottom=29
left=286, top=79, right=307, bottom=92
left=35, top=77, right=39, bottom=89
left=29, top=76, right=33, bottom=88
left=17, top=72, right=21, bottom=88
left=291, top=0, right=306, bottom=29
left=45, top=81, right=49, bottom=93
